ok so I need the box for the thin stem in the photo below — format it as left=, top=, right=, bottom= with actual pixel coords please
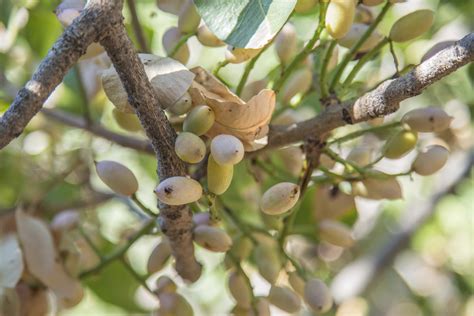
left=77, top=225, right=103, bottom=258
left=213, top=60, right=229, bottom=77
left=126, top=0, right=150, bottom=53
left=236, top=48, right=266, bottom=96
left=169, top=31, right=196, bottom=58
left=279, top=244, right=307, bottom=280
left=320, top=40, right=337, bottom=100
left=120, top=257, right=156, bottom=297
left=342, top=37, right=390, bottom=88
left=74, top=65, right=92, bottom=125
left=329, top=1, right=392, bottom=91
left=388, top=39, right=400, bottom=75
left=131, top=193, right=156, bottom=217
left=273, top=1, right=329, bottom=92
left=328, top=121, right=401, bottom=145
left=323, top=147, right=365, bottom=175
left=79, top=219, right=155, bottom=278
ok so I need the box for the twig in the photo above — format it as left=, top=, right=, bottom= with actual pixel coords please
left=41, top=108, right=154, bottom=154
left=388, top=39, right=400, bottom=75
left=79, top=219, right=155, bottom=278
left=273, top=1, right=329, bottom=92
left=236, top=47, right=266, bottom=96
left=169, top=31, right=196, bottom=58
left=329, top=1, right=392, bottom=91
left=247, top=33, right=474, bottom=156
left=327, top=121, right=401, bottom=145
left=342, top=37, right=390, bottom=88
left=126, top=0, right=150, bottom=53
left=131, top=193, right=157, bottom=217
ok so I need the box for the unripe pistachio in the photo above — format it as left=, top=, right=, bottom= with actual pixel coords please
left=389, top=10, right=435, bottom=43
left=95, top=160, right=138, bottom=196
left=112, top=109, right=142, bottom=132
left=383, top=129, right=418, bottom=159
left=175, top=132, right=206, bottom=164
left=155, top=276, right=177, bottom=295
left=277, top=146, right=304, bottom=177
left=210, top=135, right=244, bottom=165
left=357, top=175, right=403, bottom=200
left=156, top=0, right=186, bottom=15
left=346, top=146, right=372, bottom=166
left=254, top=244, right=281, bottom=284
left=275, top=23, right=297, bottom=64
left=167, top=92, right=193, bottom=116
left=318, top=220, right=354, bottom=248
left=325, top=0, right=356, bottom=39
left=412, top=145, right=449, bottom=176
left=256, top=297, right=271, bottom=316
left=354, top=5, right=374, bottom=25
left=225, top=46, right=262, bottom=64
left=304, top=278, right=333, bottom=313
left=230, top=237, right=253, bottom=261
left=197, top=24, right=225, bottom=47
left=193, top=212, right=211, bottom=226
left=288, top=271, right=305, bottom=297
left=193, top=225, right=232, bottom=252
left=268, top=286, right=301, bottom=313
left=102, top=67, right=133, bottom=113
left=147, top=238, right=172, bottom=274
left=177, top=0, right=200, bottom=34
left=158, top=292, right=193, bottom=316
left=228, top=271, right=253, bottom=309
left=338, top=23, right=383, bottom=52
left=163, top=27, right=190, bottom=64
left=260, top=182, right=300, bottom=215
left=155, top=176, right=202, bottom=205
left=362, top=0, right=383, bottom=6
left=281, top=68, right=312, bottom=103
left=51, top=210, right=80, bottom=232
left=183, top=105, right=215, bottom=136
left=402, top=107, right=452, bottom=133
left=294, top=0, right=318, bottom=14
left=207, top=154, right=234, bottom=195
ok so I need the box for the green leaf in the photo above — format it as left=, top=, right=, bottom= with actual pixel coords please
left=194, top=0, right=297, bottom=49
left=23, top=9, right=62, bottom=58
left=84, top=240, right=145, bottom=313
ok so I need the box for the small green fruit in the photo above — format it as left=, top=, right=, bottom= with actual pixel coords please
left=167, top=92, right=193, bottom=116
left=383, top=129, right=418, bottom=159
left=228, top=271, right=252, bottom=309
left=177, top=0, right=200, bottom=34
left=155, top=176, right=202, bottom=205
left=175, top=132, right=206, bottom=164
left=318, top=220, right=354, bottom=248
left=402, top=107, right=452, bottom=133
left=95, top=160, right=138, bottom=196
left=254, top=244, right=281, bottom=284
left=147, top=238, right=171, bottom=274
left=163, top=27, right=190, bottom=64
left=183, top=105, right=215, bottom=136
left=260, top=182, right=300, bottom=215
left=193, top=225, right=232, bottom=252
left=389, top=10, right=435, bottom=43
left=268, top=286, right=301, bottom=313
left=197, top=24, right=225, bottom=47
left=207, top=154, right=234, bottom=195
left=304, top=278, right=333, bottom=313
left=325, top=0, right=356, bottom=39
left=412, top=145, right=449, bottom=176
left=112, top=109, right=142, bottom=132
left=210, top=134, right=244, bottom=165
left=275, top=23, right=297, bottom=64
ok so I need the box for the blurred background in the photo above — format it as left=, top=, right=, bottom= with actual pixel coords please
left=0, top=0, right=473, bottom=315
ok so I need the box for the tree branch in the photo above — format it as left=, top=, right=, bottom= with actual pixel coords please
left=250, top=32, right=474, bottom=156
left=99, top=22, right=202, bottom=282
left=41, top=108, right=153, bottom=154
left=0, top=0, right=122, bottom=149
left=330, top=151, right=473, bottom=302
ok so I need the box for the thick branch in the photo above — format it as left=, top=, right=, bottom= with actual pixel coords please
left=99, top=23, right=202, bottom=281
left=41, top=108, right=153, bottom=154
left=255, top=32, right=474, bottom=155
left=0, top=0, right=121, bottom=149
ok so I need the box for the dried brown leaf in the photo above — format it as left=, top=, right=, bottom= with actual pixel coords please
left=15, top=209, right=83, bottom=305
left=189, top=67, right=275, bottom=151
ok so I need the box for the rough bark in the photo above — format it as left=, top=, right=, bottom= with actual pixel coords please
left=100, top=24, right=202, bottom=282
left=0, top=0, right=121, bottom=149
left=252, top=32, right=474, bottom=155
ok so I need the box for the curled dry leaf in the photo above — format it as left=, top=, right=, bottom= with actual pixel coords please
left=15, top=209, right=83, bottom=306
left=0, top=234, right=23, bottom=288
left=102, top=54, right=195, bottom=113
left=188, top=67, right=275, bottom=151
